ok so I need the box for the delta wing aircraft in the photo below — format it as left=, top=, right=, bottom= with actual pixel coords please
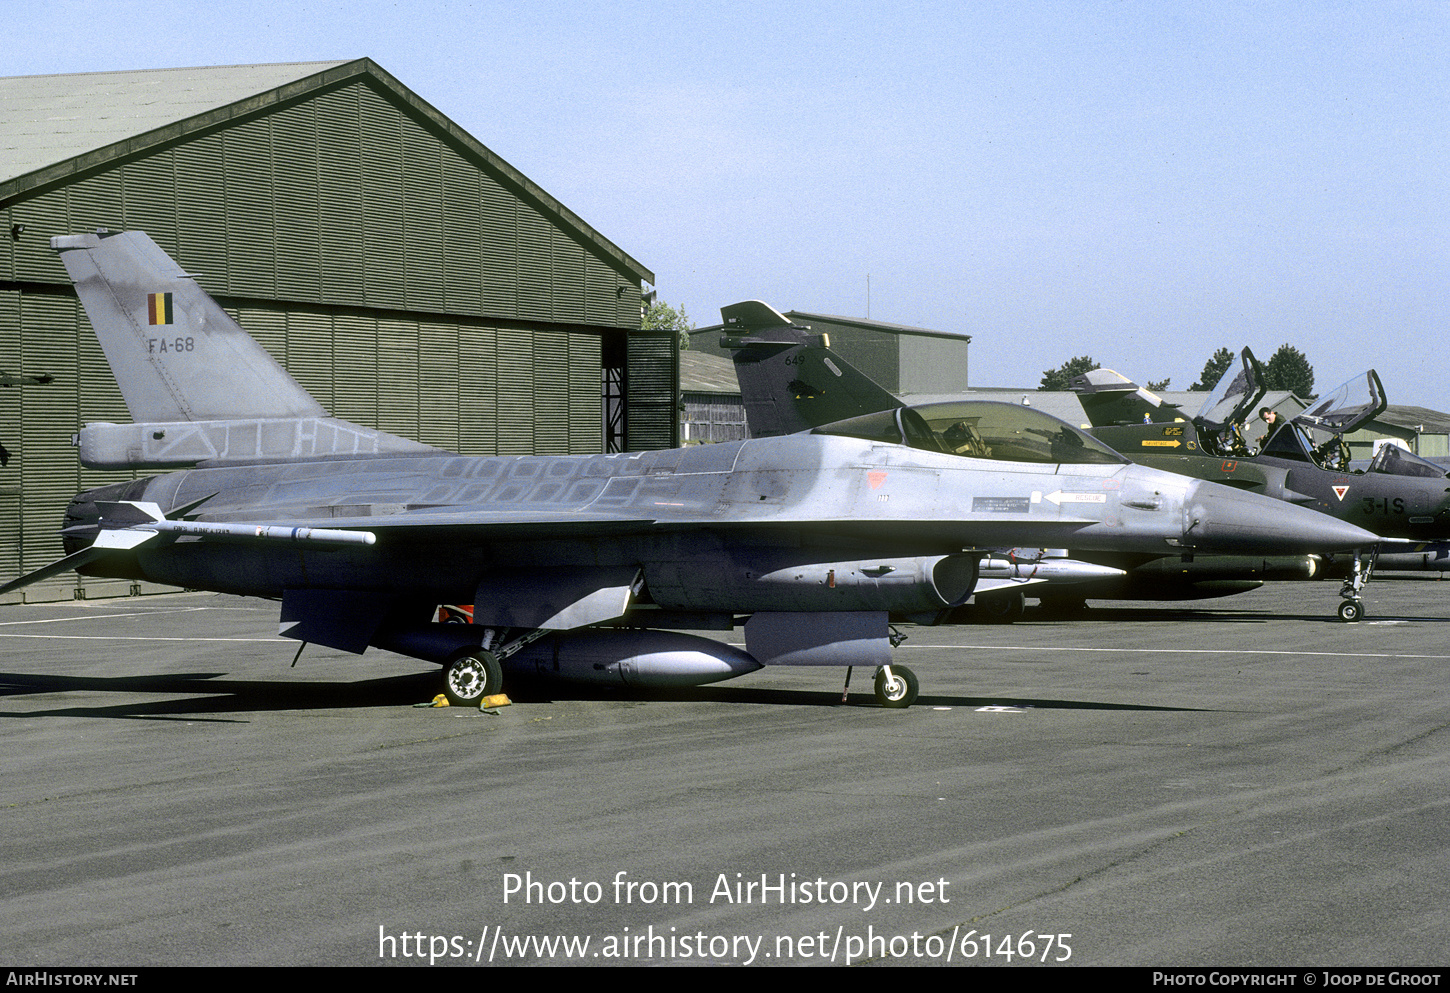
left=719, top=302, right=1333, bottom=618
left=2, top=233, right=1375, bottom=707
left=1077, top=350, right=1450, bottom=620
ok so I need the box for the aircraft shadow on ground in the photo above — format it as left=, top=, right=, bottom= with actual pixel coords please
left=0, top=670, right=441, bottom=721
left=0, top=669, right=1206, bottom=718
left=647, top=684, right=1206, bottom=713
left=1012, top=605, right=1449, bottom=624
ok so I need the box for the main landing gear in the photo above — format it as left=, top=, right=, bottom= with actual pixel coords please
left=443, top=650, right=503, bottom=705
left=441, top=627, right=549, bottom=705
left=1337, top=547, right=1379, bottom=623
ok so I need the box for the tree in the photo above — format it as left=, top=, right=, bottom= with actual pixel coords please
left=1261, top=344, right=1315, bottom=400
left=1038, top=355, right=1098, bottom=391
left=1189, top=347, right=1235, bottom=391
left=1146, top=378, right=1170, bottom=392
left=642, top=299, right=695, bottom=351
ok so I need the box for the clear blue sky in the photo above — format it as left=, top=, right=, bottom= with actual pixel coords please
left=12, top=1, right=1449, bottom=404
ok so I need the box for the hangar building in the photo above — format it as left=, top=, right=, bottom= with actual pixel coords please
left=0, top=59, right=669, bottom=601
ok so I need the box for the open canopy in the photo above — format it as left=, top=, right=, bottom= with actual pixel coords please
left=1195, top=348, right=1266, bottom=431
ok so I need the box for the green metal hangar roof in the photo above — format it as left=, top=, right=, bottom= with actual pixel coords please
left=0, top=59, right=668, bottom=602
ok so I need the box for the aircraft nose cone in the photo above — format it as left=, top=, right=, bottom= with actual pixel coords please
left=1186, top=481, right=1377, bottom=553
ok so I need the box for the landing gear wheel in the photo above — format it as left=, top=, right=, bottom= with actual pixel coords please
left=443, top=650, right=503, bottom=705
left=979, top=590, right=1026, bottom=623
left=1337, top=599, right=1363, bottom=623
left=873, top=664, right=919, bottom=709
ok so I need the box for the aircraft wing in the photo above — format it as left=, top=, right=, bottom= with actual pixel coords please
left=165, top=510, right=1105, bottom=550
left=1, top=504, right=658, bottom=596
left=22, top=496, right=1106, bottom=593
left=239, top=509, right=663, bottom=540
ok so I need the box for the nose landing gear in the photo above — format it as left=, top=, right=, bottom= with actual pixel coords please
left=1337, top=547, right=1379, bottom=623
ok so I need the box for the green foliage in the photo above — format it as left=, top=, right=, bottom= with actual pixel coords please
left=1146, top=378, right=1170, bottom=392
left=642, top=299, right=695, bottom=351
left=1261, top=344, right=1316, bottom=400
left=1038, top=355, right=1098, bottom=391
left=1190, top=347, right=1235, bottom=391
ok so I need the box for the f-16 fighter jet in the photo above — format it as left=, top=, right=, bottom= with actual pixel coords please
left=2, top=235, right=1375, bottom=707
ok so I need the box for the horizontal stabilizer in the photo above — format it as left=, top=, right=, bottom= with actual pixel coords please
left=96, top=500, right=165, bottom=526
left=0, top=497, right=380, bottom=596
left=77, top=417, right=435, bottom=469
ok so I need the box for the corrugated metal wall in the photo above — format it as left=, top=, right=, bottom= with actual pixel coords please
left=625, top=332, right=679, bottom=453
left=1, top=83, right=643, bottom=323
left=0, top=75, right=668, bottom=601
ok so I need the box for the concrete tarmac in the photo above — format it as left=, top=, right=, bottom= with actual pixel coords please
left=2, top=579, right=1449, bottom=967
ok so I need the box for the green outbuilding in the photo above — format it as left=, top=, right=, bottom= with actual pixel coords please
left=0, top=58, right=671, bottom=600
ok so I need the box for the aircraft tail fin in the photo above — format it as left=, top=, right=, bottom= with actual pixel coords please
left=54, top=230, right=325, bottom=422
left=54, top=230, right=437, bottom=468
left=1068, top=368, right=1180, bottom=427
left=717, top=301, right=903, bottom=438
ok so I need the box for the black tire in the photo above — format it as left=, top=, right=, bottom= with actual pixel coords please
left=443, top=650, right=503, bottom=705
left=978, top=590, right=1026, bottom=623
left=873, top=664, right=919, bottom=709
left=1337, top=599, right=1363, bottom=623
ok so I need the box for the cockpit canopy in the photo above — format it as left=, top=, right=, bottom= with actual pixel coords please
left=1292, top=369, right=1386, bottom=449
left=1194, top=350, right=1389, bottom=467
left=813, top=401, right=1127, bottom=466
left=1368, top=443, right=1447, bottom=479
left=1195, top=347, right=1265, bottom=431
left=1260, top=423, right=1444, bottom=478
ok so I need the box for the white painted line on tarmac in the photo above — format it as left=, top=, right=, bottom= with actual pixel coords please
left=897, top=643, right=1450, bottom=661
left=0, top=608, right=214, bottom=626
left=0, top=634, right=285, bottom=643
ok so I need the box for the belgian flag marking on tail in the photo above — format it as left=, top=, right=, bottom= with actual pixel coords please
left=148, top=292, right=173, bottom=325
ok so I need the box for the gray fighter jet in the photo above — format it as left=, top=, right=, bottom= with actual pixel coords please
left=719, top=302, right=1331, bottom=616
left=1, top=233, right=1375, bottom=708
